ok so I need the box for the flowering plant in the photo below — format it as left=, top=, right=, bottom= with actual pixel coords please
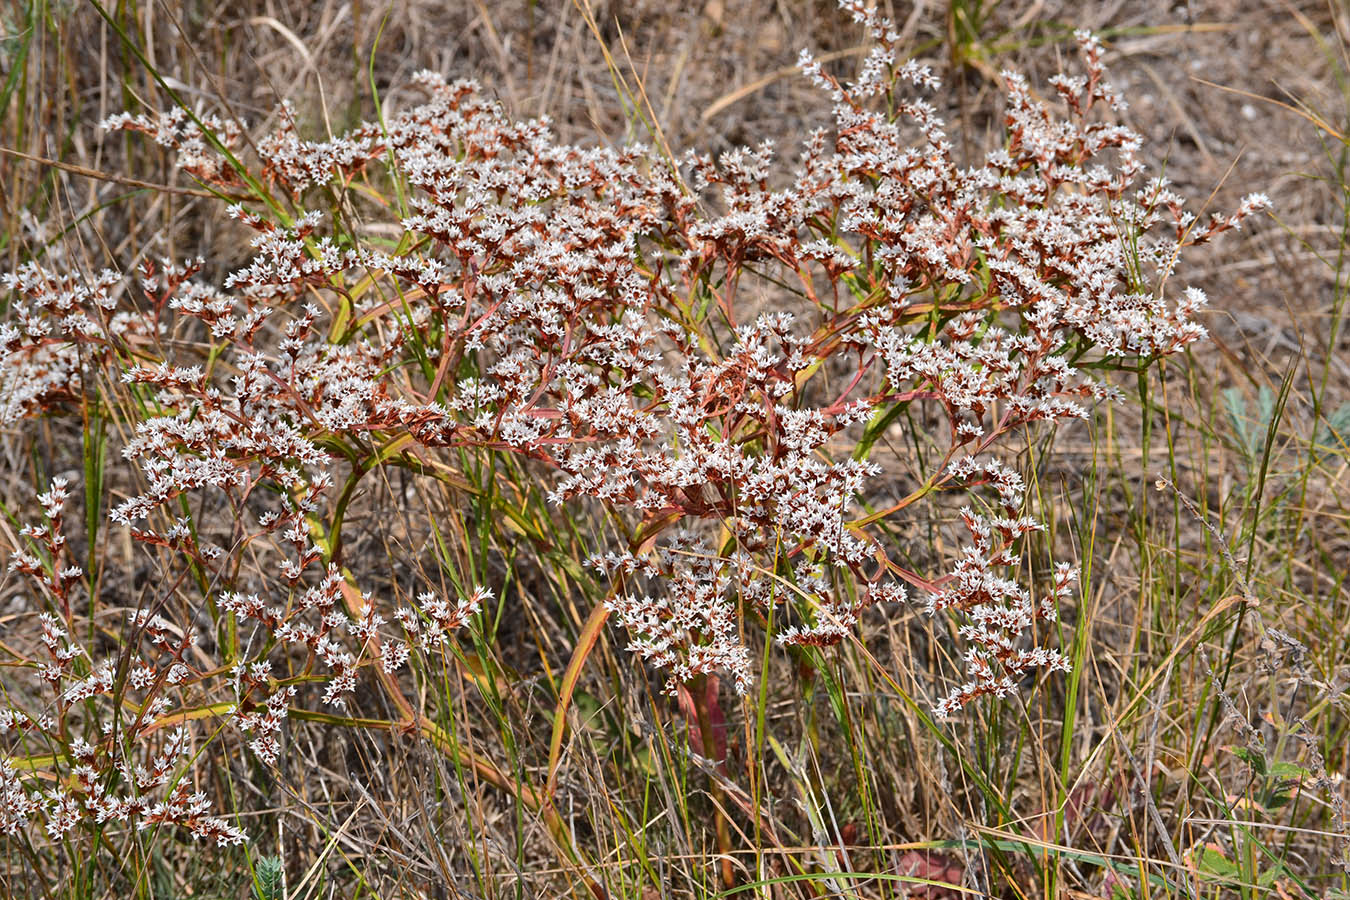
left=0, top=0, right=1265, bottom=862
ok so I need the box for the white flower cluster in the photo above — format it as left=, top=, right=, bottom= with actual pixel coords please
left=928, top=458, right=1075, bottom=718
left=0, top=265, right=145, bottom=426
left=100, top=107, right=245, bottom=185
left=594, top=538, right=753, bottom=696
left=0, top=1, right=1269, bottom=851
left=2, top=484, right=245, bottom=845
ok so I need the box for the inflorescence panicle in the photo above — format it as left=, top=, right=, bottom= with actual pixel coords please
left=0, top=2, right=1266, bottom=849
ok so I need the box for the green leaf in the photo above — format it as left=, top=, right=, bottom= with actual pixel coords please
left=1230, top=745, right=1267, bottom=777
left=1196, top=845, right=1240, bottom=879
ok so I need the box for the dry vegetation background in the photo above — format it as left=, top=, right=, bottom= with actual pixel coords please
left=1, top=0, right=1349, bottom=898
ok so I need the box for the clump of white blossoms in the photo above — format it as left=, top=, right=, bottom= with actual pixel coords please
left=0, top=0, right=1265, bottom=850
